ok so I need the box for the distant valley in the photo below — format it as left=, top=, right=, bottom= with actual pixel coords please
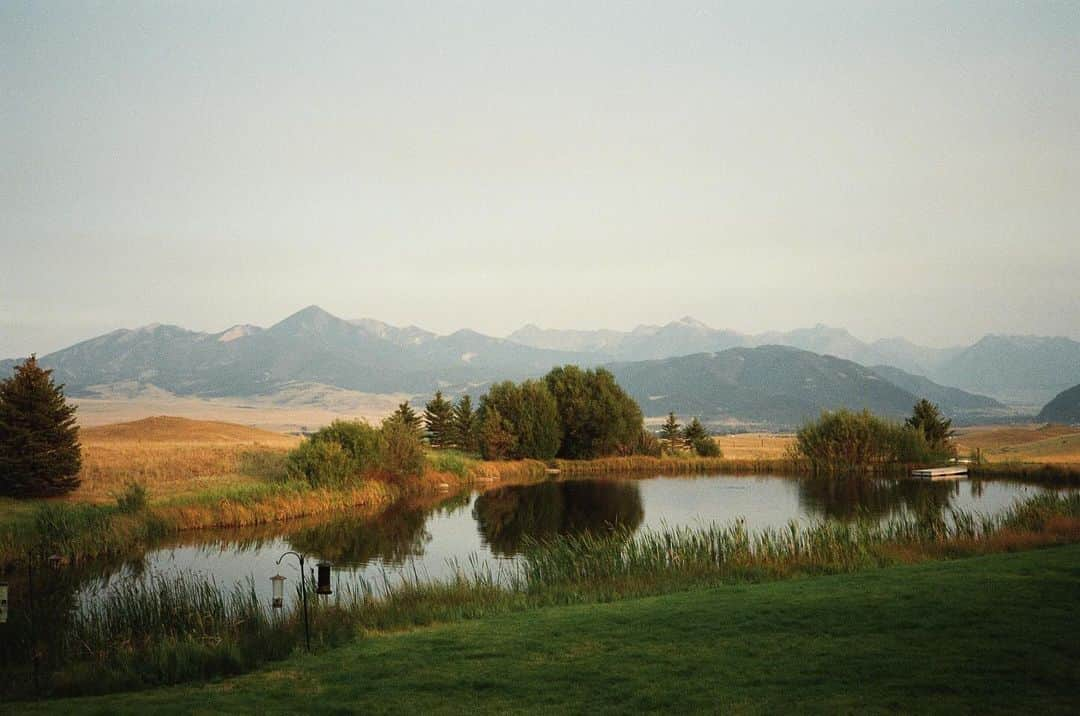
left=4, top=306, right=1077, bottom=431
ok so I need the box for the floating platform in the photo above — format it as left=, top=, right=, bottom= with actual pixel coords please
left=911, top=466, right=968, bottom=480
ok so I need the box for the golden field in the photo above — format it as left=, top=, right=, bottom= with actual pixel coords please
left=712, top=432, right=795, bottom=460
left=72, top=416, right=301, bottom=504
left=954, top=423, right=1080, bottom=465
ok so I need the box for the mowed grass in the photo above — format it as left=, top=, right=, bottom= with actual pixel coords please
left=72, top=416, right=300, bottom=503
left=956, top=423, right=1080, bottom=465
left=24, top=544, right=1080, bottom=714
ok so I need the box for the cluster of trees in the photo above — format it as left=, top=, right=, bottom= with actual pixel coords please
left=794, top=400, right=955, bottom=473
left=659, top=413, right=721, bottom=457
left=421, top=366, right=648, bottom=461
left=0, top=356, right=82, bottom=498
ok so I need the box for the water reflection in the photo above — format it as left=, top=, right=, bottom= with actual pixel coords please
left=474, top=480, right=644, bottom=556
left=797, top=477, right=961, bottom=520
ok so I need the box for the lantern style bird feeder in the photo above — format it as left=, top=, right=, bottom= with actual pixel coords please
left=270, top=574, right=286, bottom=609
left=0, top=582, right=7, bottom=624
left=316, top=562, right=333, bottom=596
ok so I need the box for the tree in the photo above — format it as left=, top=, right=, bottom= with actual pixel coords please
left=388, top=401, right=423, bottom=437
left=544, top=366, right=643, bottom=459
left=692, top=435, right=722, bottom=458
left=380, top=416, right=426, bottom=478
left=659, top=412, right=682, bottom=452
left=0, top=356, right=82, bottom=497
left=905, top=399, right=954, bottom=453
left=479, top=380, right=561, bottom=460
left=423, top=391, right=454, bottom=448
left=682, top=417, right=708, bottom=444
left=478, top=407, right=517, bottom=460
left=451, top=394, right=479, bottom=453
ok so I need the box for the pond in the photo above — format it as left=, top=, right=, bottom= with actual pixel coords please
left=70, top=472, right=1065, bottom=608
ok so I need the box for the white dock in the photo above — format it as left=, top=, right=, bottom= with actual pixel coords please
left=911, top=466, right=968, bottom=480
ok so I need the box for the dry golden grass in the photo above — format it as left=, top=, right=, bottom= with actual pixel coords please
left=712, top=433, right=795, bottom=460
left=73, top=416, right=300, bottom=504
left=954, top=423, right=1080, bottom=465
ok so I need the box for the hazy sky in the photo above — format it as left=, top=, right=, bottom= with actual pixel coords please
left=2, top=1, right=1078, bottom=357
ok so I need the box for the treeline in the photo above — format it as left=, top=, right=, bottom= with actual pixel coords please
left=793, top=400, right=955, bottom=473
left=426, top=366, right=649, bottom=461
left=288, top=365, right=725, bottom=485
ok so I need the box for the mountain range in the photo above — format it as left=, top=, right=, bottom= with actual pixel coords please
left=4, top=306, right=1076, bottom=428
left=509, top=319, right=1080, bottom=406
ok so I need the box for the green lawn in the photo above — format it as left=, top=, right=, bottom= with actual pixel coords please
left=22, top=545, right=1080, bottom=714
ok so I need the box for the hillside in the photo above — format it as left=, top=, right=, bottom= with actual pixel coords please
left=867, top=364, right=1005, bottom=414
left=82, top=416, right=299, bottom=445
left=1038, top=384, right=1080, bottom=424
left=607, top=346, right=921, bottom=429
left=933, top=335, right=1080, bottom=406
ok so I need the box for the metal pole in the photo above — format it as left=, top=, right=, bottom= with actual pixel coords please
left=300, top=554, right=310, bottom=652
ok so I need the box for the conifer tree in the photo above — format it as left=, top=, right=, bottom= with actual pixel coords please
left=423, top=391, right=454, bottom=448
left=387, top=401, right=424, bottom=437
left=682, top=417, right=708, bottom=444
left=659, top=412, right=682, bottom=452
left=905, top=399, right=954, bottom=453
left=0, top=356, right=82, bottom=497
left=451, top=395, right=479, bottom=452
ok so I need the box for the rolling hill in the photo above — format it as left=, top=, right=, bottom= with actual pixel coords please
left=606, top=346, right=1005, bottom=430
left=1037, top=384, right=1080, bottom=424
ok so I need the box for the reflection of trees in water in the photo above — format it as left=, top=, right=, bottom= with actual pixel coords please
left=797, top=477, right=960, bottom=521
left=474, top=480, right=644, bottom=557
left=287, top=501, right=436, bottom=566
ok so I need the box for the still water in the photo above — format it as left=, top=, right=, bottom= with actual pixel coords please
left=77, top=473, right=1061, bottom=606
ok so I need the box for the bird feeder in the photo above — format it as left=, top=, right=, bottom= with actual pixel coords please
left=270, top=574, right=286, bottom=609
left=316, top=562, right=332, bottom=596
left=0, top=582, right=7, bottom=624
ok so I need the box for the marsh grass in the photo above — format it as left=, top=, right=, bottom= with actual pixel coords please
left=11, top=491, right=1080, bottom=700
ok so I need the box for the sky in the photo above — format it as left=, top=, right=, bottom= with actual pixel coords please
left=1, top=1, right=1078, bottom=357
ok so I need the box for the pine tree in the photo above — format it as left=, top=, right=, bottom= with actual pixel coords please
left=682, top=417, right=707, bottom=444
left=478, top=407, right=517, bottom=461
left=387, top=401, right=423, bottom=437
left=451, top=395, right=479, bottom=452
left=659, top=412, right=682, bottom=452
left=0, top=355, right=82, bottom=497
left=423, top=391, right=454, bottom=448
left=905, top=399, right=954, bottom=453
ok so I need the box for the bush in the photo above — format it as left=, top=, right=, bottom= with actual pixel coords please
left=692, top=436, right=722, bottom=458
left=428, top=450, right=475, bottom=478
left=312, top=420, right=384, bottom=472
left=380, top=418, right=426, bottom=478
left=794, top=409, right=942, bottom=473
left=286, top=439, right=355, bottom=488
left=115, top=481, right=148, bottom=513
left=632, top=428, right=663, bottom=457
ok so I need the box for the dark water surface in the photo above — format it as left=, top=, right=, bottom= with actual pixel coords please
left=72, top=473, right=1064, bottom=606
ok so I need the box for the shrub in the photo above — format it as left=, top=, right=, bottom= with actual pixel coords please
left=380, top=418, right=426, bottom=478
left=794, top=409, right=943, bottom=473
left=312, top=420, right=384, bottom=472
left=286, top=439, right=355, bottom=488
left=632, top=428, right=663, bottom=457
left=692, top=436, right=722, bottom=458
left=115, top=481, right=148, bottom=513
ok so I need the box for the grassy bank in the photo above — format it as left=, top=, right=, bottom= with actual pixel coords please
left=19, top=543, right=1080, bottom=713
left=5, top=492, right=1080, bottom=700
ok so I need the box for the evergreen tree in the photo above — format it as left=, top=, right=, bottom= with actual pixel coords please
left=682, top=417, right=708, bottom=444
left=480, top=380, right=561, bottom=460
left=0, top=356, right=82, bottom=497
left=423, top=391, right=454, bottom=448
left=905, top=399, right=954, bottom=453
left=451, top=395, right=479, bottom=453
left=387, top=401, right=423, bottom=437
left=659, top=412, right=682, bottom=452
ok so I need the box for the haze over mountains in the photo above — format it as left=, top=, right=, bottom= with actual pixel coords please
left=3, top=306, right=1077, bottom=430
